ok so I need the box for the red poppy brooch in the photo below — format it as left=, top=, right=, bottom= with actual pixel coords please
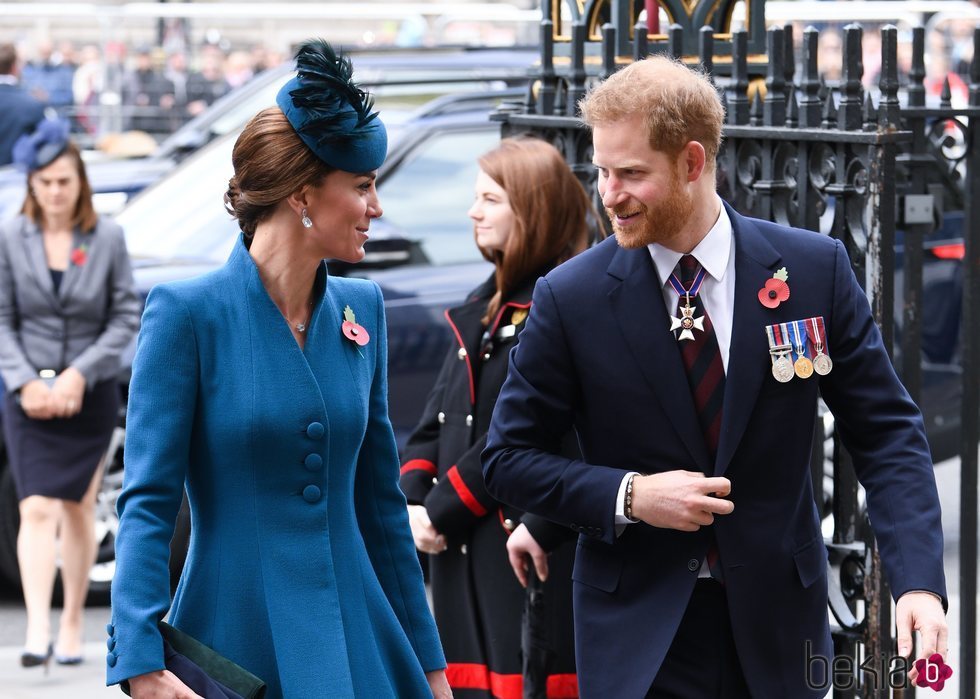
left=342, top=305, right=370, bottom=348
left=70, top=243, right=89, bottom=267
left=758, top=267, right=790, bottom=309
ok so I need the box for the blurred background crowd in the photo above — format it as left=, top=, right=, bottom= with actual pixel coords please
left=11, top=36, right=285, bottom=146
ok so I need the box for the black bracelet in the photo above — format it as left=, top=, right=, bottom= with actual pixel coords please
left=624, top=473, right=636, bottom=521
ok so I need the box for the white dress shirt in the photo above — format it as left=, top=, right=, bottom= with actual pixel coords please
left=615, top=197, right=735, bottom=526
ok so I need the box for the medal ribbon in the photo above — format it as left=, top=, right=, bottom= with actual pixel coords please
left=766, top=323, right=791, bottom=352
left=791, top=320, right=809, bottom=360
left=667, top=264, right=708, bottom=301
left=779, top=323, right=792, bottom=354
left=804, top=316, right=828, bottom=354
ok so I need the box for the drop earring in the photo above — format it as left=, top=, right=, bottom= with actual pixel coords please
left=301, top=208, right=313, bottom=228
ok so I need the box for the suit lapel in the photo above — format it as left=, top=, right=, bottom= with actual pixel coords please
left=716, top=206, right=782, bottom=475
left=57, top=228, right=87, bottom=303
left=20, top=221, right=60, bottom=309
left=607, top=245, right=712, bottom=473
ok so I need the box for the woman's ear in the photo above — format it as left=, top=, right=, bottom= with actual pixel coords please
left=286, top=186, right=311, bottom=217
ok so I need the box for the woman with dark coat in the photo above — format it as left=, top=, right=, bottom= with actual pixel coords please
left=0, top=118, right=141, bottom=668
left=400, top=137, right=597, bottom=699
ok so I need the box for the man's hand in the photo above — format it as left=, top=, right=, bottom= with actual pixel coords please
left=426, top=669, right=453, bottom=698
left=128, top=669, right=204, bottom=698
left=506, top=523, right=548, bottom=588
left=407, top=505, right=447, bottom=554
left=631, top=470, right=734, bottom=531
left=896, top=591, right=948, bottom=684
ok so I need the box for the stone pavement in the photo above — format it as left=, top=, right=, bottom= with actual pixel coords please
left=0, top=640, right=117, bottom=698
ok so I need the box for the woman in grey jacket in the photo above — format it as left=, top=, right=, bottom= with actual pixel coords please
left=0, top=118, right=140, bottom=669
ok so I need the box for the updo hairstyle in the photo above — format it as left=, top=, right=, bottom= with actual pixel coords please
left=224, top=107, right=334, bottom=241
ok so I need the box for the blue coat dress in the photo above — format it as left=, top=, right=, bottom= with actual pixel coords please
left=107, top=237, right=446, bottom=698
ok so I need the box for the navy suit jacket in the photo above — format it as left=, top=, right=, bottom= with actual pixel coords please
left=483, top=205, right=946, bottom=698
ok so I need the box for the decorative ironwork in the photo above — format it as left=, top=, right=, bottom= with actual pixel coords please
left=545, top=0, right=767, bottom=59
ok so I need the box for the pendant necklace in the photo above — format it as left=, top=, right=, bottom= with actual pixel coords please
left=291, top=300, right=314, bottom=333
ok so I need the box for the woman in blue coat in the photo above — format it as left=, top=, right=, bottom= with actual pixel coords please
left=107, top=40, right=450, bottom=699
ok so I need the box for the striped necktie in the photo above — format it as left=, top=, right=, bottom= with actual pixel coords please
left=676, top=254, right=726, bottom=581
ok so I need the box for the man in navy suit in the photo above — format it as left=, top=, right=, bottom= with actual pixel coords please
left=483, top=56, right=948, bottom=697
left=0, top=44, right=45, bottom=167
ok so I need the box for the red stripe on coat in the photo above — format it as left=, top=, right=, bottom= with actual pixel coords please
left=447, top=465, right=488, bottom=517
left=547, top=673, right=580, bottom=697
left=443, top=309, right=476, bottom=405
left=446, top=663, right=578, bottom=698
left=400, top=459, right=437, bottom=476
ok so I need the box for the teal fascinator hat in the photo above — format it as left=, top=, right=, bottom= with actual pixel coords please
left=276, top=39, right=387, bottom=173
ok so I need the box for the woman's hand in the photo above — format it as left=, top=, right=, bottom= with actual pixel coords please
left=426, top=669, right=453, bottom=698
left=127, top=669, right=204, bottom=699
left=408, top=505, right=447, bottom=554
left=506, top=523, right=548, bottom=588
left=52, top=366, right=86, bottom=418
left=19, top=379, right=56, bottom=420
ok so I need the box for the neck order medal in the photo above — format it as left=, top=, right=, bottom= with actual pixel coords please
left=668, top=264, right=709, bottom=342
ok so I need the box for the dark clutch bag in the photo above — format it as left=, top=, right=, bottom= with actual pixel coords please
left=121, top=622, right=267, bottom=699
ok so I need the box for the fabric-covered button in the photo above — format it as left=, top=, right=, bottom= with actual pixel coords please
left=688, top=559, right=700, bottom=572
left=106, top=651, right=117, bottom=667
left=107, top=637, right=116, bottom=651
left=304, top=454, right=323, bottom=471
left=303, top=485, right=322, bottom=503
left=306, top=422, right=325, bottom=439
left=106, top=623, right=114, bottom=636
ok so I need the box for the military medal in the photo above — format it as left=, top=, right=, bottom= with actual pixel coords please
left=806, top=316, right=833, bottom=376
left=668, top=264, right=708, bottom=342
left=790, top=321, right=814, bottom=379
left=765, top=324, right=795, bottom=383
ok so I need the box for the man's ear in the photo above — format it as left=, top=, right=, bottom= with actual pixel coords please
left=680, top=141, right=707, bottom=183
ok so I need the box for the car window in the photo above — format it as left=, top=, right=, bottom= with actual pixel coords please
left=378, top=128, right=499, bottom=266
left=121, top=135, right=239, bottom=263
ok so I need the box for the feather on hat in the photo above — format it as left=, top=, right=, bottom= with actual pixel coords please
left=276, top=39, right=387, bottom=172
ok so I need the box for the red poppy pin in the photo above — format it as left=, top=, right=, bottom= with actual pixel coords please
left=70, top=244, right=89, bottom=267
left=758, top=267, right=790, bottom=309
left=342, top=305, right=370, bottom=348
